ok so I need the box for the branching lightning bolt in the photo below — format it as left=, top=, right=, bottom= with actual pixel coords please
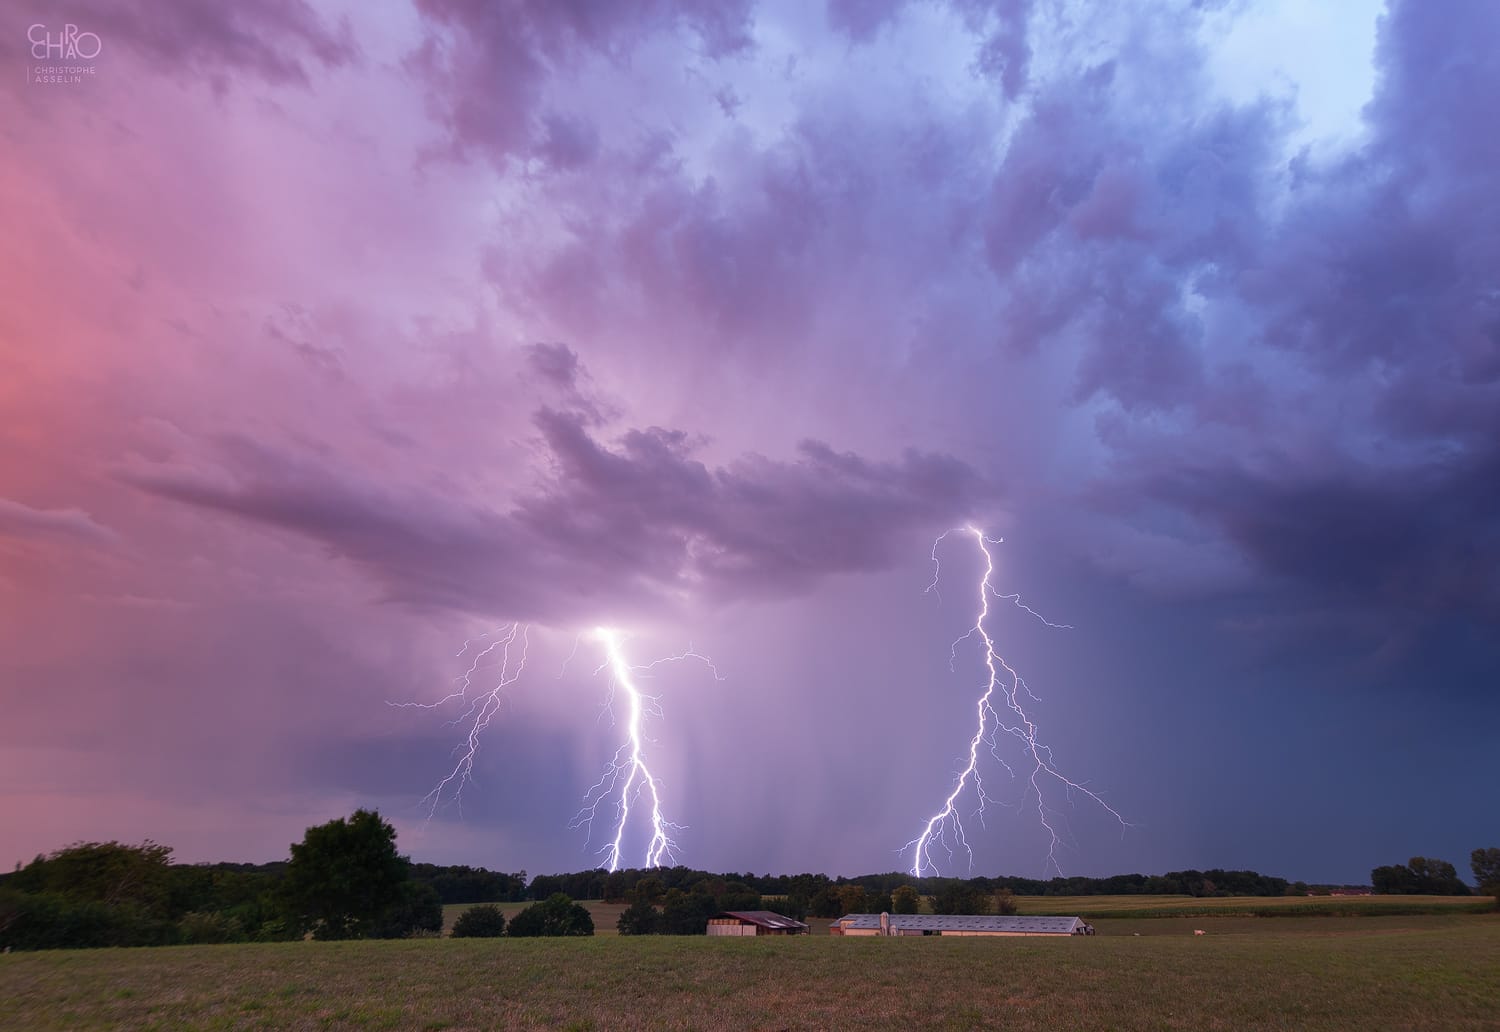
left=389, top=622, right=531, bottom=820
left=399, top=621, right=720, bottom=869
left=905, top=526, right=1128, bottom=877
left=571, top=629, right=722, bottom=872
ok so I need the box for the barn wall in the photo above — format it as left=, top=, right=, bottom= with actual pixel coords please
left=707, top=923, right=756, bottom=937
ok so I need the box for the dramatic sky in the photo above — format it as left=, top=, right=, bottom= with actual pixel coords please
left=3, top=0, right=1496, bottom=885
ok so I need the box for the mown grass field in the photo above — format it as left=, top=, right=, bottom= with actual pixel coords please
left=3, top=913, right=1497, bottom=1031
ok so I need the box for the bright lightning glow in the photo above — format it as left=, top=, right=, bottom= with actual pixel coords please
left=572, top=629, right=722, bottom=872
left=398, top=623, right=719, bottom=870
left=905, top=526, right=1128, bottom=877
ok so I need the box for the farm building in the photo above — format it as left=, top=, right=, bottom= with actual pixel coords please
left=830, top=914, right=1094, bottom=937
left=706, top=911, right=810, bottom=936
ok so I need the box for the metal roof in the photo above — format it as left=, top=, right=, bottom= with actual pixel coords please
left=834, top=914, right=1085, bottom=934
left=717, top=911, right=810, bottom=930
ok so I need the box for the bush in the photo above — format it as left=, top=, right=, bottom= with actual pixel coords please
left=507, top=893, right=594, bottom=937
left=0, top=889, right=179, bottom=950
left=370, top=881, right=444, bottom=939
left=452, top=904, right=507, bottom=938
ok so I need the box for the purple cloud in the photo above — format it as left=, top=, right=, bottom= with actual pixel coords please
left=18, top=0, right=357, bottom=89
left=410, top=0, right=753, bottom=165
left=0, top=497, right=116, bottom=545
left=123, top=403, right=990, bottom=625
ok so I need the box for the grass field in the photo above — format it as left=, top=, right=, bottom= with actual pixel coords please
left=4, top=913, right=1497, bottom=1030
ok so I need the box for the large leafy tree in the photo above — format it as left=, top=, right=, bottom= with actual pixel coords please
left=280, top=809, right=416, bottom=939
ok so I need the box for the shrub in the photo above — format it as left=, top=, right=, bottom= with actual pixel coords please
left=452, top=904, right=507, bottom=938
left=0, top=889, right=178, bottom=950
left=507, top=893, right=594, bottom=937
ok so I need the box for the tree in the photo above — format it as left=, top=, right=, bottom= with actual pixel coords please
left=1472, top=848, right=1500, bottom=906
left=719, top=881, right=761, bottom=912
left=371, top=881, right=443, bottom=939
left=279, top=809, right=415, bottom=939
left=836, top=883, right=871, bottom=916
left=452, top=904, right=507, bottom=938
left=1371, top=864, right=1416, bottom=895
left=994, top=889, right=1019, bottom=916
left=1371, top=857, right=1470, bottom=896
left=616, top=898, right=659, bottom=935
left=507, top=893, right=594, bottom=936
left=775, top=894, right=810, bottom=922
left=809, top=885, right=844, bottom=918
left=933, top=881, right=992, bottom=915
left=631, top=877, right=666, bottom=906
left=658, top=889, right=717, bottom=935
left=9, top=841, right=174, bottom=918
left=891, top=885, right=921, bottom=914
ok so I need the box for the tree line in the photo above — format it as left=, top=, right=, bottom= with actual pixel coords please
left=0, top=810, right=503, bottom=949
left=1372, top=853, right=1499, bottom=897
left=4, top=811, right=1494, bottom=950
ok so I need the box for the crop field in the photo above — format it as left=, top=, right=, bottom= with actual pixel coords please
left=4, top=913, right=1497, bottom=1031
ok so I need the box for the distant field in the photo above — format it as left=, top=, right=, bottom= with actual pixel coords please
left=1015, top=893, right=1493, bottom=919
left=443, top=894, right=1489, bottom=935
left=3, top=914, right=1497, bottom=1030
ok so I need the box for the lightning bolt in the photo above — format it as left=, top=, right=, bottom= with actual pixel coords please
left=571, top=628, right=722, bottom=872
left=389, top=622, right=531, bottom=820
left=398, top=623, right=719, bottom=870
left=905, top=526, right=1128, bottom=877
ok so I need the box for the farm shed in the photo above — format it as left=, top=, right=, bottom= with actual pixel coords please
left=706, top=911, right=810, bottom=936
left=830, top=914, right=1093, bottom=937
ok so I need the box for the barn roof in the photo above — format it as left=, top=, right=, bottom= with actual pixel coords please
left=717, top=911, right=809, bottom=930
left=834, top=914, right=1086, bottom=934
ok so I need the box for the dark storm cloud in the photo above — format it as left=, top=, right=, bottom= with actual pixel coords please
left=1144, top=443, right=1500, bottom=622
left=123, top=408, right=988, bottom=623
left=961, top=0, right=1500, bottom=640
left=1250, top=0, right=1500, bottom=382
left=1187, top=0, right=1500, bottom=627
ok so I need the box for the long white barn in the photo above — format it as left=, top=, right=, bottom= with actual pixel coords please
left=831, top=914, right=1094, bottom=936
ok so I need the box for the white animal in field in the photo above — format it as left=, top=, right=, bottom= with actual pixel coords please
left=1193, top=929, right=1206, bottom=936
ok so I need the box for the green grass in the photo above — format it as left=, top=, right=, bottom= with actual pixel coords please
left=3, top=913, right=1497, bottom=1030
